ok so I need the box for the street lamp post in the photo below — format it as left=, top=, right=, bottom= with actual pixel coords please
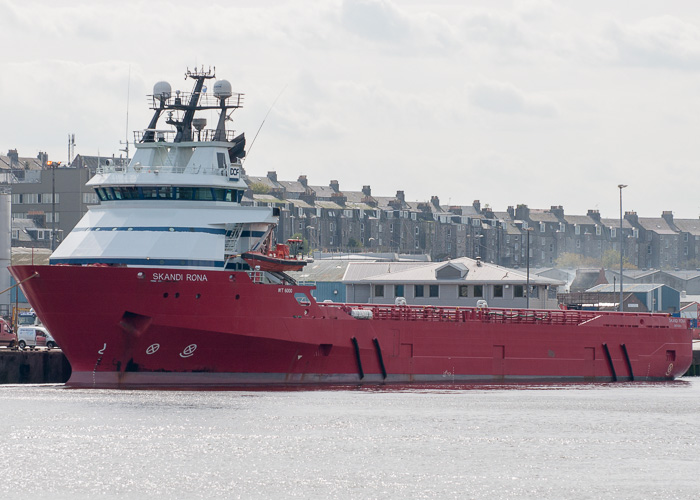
left=526, top=227, right=532, bottom=308
left=618, top=184, right=627, bottom=312
left=475, top=234, right=485, bottom=260
left=50, top=161, right=57, bottom=251
left=306, top=226, right=315, bottom=255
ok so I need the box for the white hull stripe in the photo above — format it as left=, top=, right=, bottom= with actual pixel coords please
left=49, top=257, right=226, bottom=267
left=71, top=227, right=265, bottom=237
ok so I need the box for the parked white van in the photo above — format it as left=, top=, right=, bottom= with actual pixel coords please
left=17, top=326, right=58, bottom=349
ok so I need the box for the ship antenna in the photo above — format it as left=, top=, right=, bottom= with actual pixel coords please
left=119, top=65, right=131, bottom=161
left=245, top=82, right=288, bottom=162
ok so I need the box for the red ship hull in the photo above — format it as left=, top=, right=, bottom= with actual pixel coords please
left=10, top=265, right=693, bottom=389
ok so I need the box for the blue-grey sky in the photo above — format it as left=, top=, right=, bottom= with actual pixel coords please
left=2, top=0, right=700, bottom=219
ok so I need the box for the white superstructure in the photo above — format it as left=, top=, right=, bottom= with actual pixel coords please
left=50, top=68, right=276, bottom=271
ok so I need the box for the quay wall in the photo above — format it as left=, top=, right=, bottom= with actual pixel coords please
left=0, top=350, right=71, bottom=384
left=685, top=350, right=700, bottom=377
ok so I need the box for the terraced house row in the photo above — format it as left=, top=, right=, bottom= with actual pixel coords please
left=3, top=149, right=700, bottom=270
left=247, top=171, right=700, bottom=271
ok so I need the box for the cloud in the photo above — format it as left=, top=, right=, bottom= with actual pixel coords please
left=468, top=80, right=558, bottom=117
left=461, top=11, right=532, bottom=49
left=605, top=15, right=700, bottom=70
left=340, top=0, right=411, bottom=42
left=338, top=0, right=460, bottom=54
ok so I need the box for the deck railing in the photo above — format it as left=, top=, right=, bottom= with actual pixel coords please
left=317, top=303, right=672, bottom=327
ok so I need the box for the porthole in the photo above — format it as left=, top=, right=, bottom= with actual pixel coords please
left=163, top=293, right=169, bottom=298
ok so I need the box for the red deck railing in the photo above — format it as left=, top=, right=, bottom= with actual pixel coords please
left=317, top=303, right=673, bottom=327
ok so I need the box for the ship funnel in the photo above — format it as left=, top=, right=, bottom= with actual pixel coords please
left=153, top=81, right=172, bottom=101
left=213, top=80, right=232, bottom=99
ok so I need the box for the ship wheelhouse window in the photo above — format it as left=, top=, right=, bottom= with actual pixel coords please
left=212, top=188, right=226, bottom=201
left=140, top=187, right=153, bottom=199
left=95, top=188, right=110, bottom=201
left=101, top=186, right=242, bottom=202
left=176, top=187, right=195, bottom=200
left=122, top=187, right=139, bottom=200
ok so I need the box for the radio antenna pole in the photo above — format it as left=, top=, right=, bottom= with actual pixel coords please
left=120, top=66, right=131, bottom=161
left=245, top=82, right=288, bottom=162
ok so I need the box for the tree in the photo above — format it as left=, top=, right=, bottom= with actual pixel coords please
left=249, top=182, right=270, bottom=195
left=291, top=233, right=310, bottom=255
left=555, top=252, right=599, bottom=269
left=601, top=249, right=637, bottom=270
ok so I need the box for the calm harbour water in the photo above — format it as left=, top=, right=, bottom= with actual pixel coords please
left=1, top=380, right=699, bottom=500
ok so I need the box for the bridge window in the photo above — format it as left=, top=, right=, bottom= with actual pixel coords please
left=95, top=186, right=242, bottom=202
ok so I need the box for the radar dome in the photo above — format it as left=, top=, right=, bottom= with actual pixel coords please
left=153, top=81, right=172, bottom=100
left=213, top=80, right=233, bottom=99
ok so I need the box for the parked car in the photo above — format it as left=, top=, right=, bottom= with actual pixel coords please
left=0, top=318, right=16, bottom=347
left=16, top=310, right=58, bottom=349
left=17, top=326, right=57, bottom=349
left=46, top=331, right=58, bottom=349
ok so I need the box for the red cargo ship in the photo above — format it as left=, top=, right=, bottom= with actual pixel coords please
left=9, top=68, right=692, bottom=388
